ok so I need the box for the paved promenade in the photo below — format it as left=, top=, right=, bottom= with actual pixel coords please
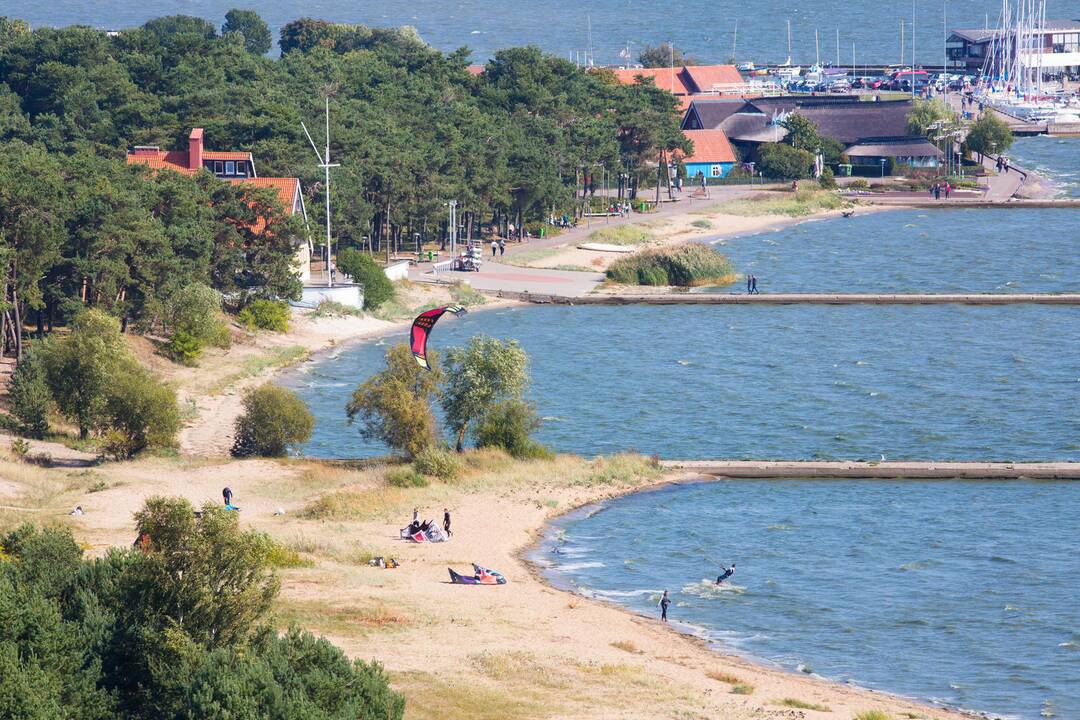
left=662, top=460, right=1080, bottom=479
left=484, top=291, right=1080, bottom=305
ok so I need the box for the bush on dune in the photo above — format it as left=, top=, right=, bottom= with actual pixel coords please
left=232, top=383, right=315, bottom=457
left=606, top=243, right=736, bottom=287
left=336, top=248, right=395, bottom=310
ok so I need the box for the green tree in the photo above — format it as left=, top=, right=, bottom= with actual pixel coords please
left=965, top=113, right=1014, bottom=160
left=8, top=342, right=51, bottom=437
left=40, top=309, right=129, bottom=438
left=103, top=364, right=180, bottom=457
left=474, top=398, right=549, bottom=459
left=336, top=247, right=394, bottom=309
left=346, top=343, right=442, bottom=458
left=231, top=383, right=314, bottom=457
left=222, top=9, right=272, bottom=55
left=907, top=98, right=954, bottom=136
left=756, top=142, right=814, bottom=179
left=167, top=283, right=230, bottom=347
left=779, top=112, right=844, bottom=164
left=441, top=335, right=529, bottom=451
left=638, top=42, right=697, bottom=69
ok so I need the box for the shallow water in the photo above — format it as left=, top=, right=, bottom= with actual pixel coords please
left=286, top=304, right=1080, bottom=461
left=21, top=0, right=1079, bottom=65
left=534, top=479, right=1080, bottom=719
left=702, top=206, right=1080, bottom=294
left=1010, top=137, right=1080, bottom=199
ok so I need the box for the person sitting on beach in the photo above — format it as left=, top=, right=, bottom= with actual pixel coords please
left=715, top=563, right=736, bottom=585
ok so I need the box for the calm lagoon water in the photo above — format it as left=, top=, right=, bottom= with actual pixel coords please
left=286, top=304, right=1080, bottom=461
left=534, top=479, right=1080, bottom=719
left=709, top=206, right=1080, bottom=294
left=17, top=0, right=1079, bottom=65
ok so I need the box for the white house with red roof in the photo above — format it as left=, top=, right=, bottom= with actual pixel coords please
left=127, top=129, right=312, bottom=282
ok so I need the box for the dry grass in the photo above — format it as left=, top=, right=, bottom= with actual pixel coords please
left=471, top=652, right=570, bottom=690
left=610, top=640, right=642, bottom=654
left=204, top=345, right=309, bottom=395
left=775, top=698, right=832, bottom=712
left=277, top=598, right=410, bottom=636
left=393, top=671, right=546, bottom=720
left=588, top=225, right=655, bottom=246
left=706, top=670, right=746, bottom=685
left=706, top=189, right=848, bottom=219
left=855, top=712, right=893, bottom=720
left=299, top=486, right=410, bottom=522
left=730, top=684, right=755, bottom=695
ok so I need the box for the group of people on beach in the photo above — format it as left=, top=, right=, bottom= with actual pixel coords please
left=413, top=506, right=452, bottom=537
left=745, top=275, right=760, bottom=294
left=658, top=564, right=735, bottom=622
left=930, top=182, right=953, bottom=200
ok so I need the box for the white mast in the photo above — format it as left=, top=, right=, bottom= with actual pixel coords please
left=732, top=19, right=738, bottom=62
left=815, top=28, right=820, bottom=67
left=787, top=19, right=792, bottom=65
left=912, top=0, right=917, bottom=98
left=301, top=96, right=340, bottom=287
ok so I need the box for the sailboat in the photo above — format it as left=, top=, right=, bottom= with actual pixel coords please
left=775, top=20, right=801, bottom=80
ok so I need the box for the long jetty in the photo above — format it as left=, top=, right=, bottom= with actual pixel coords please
left=661, top=460, right=1080, bottom=479
left=489, top=291, right=1080, bottom=306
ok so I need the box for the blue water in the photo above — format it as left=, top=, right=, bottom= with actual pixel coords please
left=535, top=479, right=1080, bottom=719
left=1010, top=137, right=1080, bottom=199
left=706, top=206, right=1080, bottom=294
left=16, top=0, right=1078, bottom=65
left=287, top=304, right=1080, bottom=461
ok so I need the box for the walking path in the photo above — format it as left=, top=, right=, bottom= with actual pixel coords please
left=663, top=459, right=1080, bottom=479
left=484, top=291, right=1080, bottom=305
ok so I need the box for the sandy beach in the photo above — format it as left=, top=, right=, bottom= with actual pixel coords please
left=0, top=292, right=978, bottom=720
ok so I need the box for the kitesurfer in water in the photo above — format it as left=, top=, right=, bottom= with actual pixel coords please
left=715, top=563, right=735, bottom=585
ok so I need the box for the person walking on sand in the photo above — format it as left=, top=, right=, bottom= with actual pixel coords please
left=491, top=239, right=497, bottom=257
left=659, top=590, right=670, bottom=621
left=443, top=508, right=452, bottom=537
left=223, top=487, right=233, bottom=506
left=412, top=507, right=419, bottom=524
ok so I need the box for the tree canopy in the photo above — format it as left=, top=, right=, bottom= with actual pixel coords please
left=638, top=42, right=698, bottom=68
left=965, top=113, right=1014, bottom=159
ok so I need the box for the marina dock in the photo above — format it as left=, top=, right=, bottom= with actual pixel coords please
left=662, top=460, right=1080, bottom=479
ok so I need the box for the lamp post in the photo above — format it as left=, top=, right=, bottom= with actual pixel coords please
left=748, top=162, right=756, bottom=186
left=880, top=158, right=887, bottom=178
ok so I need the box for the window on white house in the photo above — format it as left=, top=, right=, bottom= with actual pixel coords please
left=225, top=161, right=236, bottom=175
left=214, top=161, right=224, bottom=174
left=235, top=162, right=247, bottom=176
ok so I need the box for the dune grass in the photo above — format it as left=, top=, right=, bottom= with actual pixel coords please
left=706, top=670, right=746, bottom=685
left=448, top=282, right=487, bottom=307
left=730, top=684, right=755, bottom=695
left=587, top=225, right=655, bottom=246
left=277, top=598, right=410, bottom=636
left=855, top=712, right=893, bottom=720
left=707, top=189, right=848, bottom=218
left=205, top=345, right=309, bottom=395
left=691, top=219, right=713, bottom=229
left=606, top=243, right=737, bottom=287
left=610, top=640, right=642, bottom=654
left=775, top=698, right=832, bottom=712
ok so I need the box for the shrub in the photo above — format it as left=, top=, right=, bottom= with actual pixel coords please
left=731, top=684, right=755, bottom=695
left=850, top=178, right=869, bottom=189
left=855, top=712, right=892, bottom=720
left=386, top=467, right=429, bottom=488
left=412, top=446, right=462, bottom=480
left=336, top=247, right=395, bottom=310
left=169, top=328, right=203, bottom=366
left=442, top=336, right=530, bottom=452
left=167, top=283, right=231, bottom=349
left=474, top=399, right=552, bottom=459
left=347, top=344, right=442, bottom=458
left=448, top=282, right=486, bottom=307
left=102, top=364, right=180, bottom=457
left=238, top=298, right=290, bottom=332
left=606, top=243, right=736, bottom=287
left=9, top=437, right=30, bottom=460
left=818, top=166, right=837, bottom=189
left=308, top=299, right=363, bottom=318
left=757, top=142, right=813, bottom=179
left=9, top=342, right=51, bottom=437
left=232, top=383, right=315, bottom=457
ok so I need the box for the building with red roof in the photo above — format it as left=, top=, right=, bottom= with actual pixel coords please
left=127, top=128, right=312, bottom=282
left=677, top=129, right=738, bottom=180
left=610, top=64, right=746, bottom=96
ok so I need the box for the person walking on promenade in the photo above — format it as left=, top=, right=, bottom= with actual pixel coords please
left=944, top=181, right=952, bottom=199
left=751, top=275, right=759, bottom=294
left=746, top=274, right=752, bottom=294
left=659, top=590, right=670, bottom=621
left=498, top=238, right=505, bottom=256
left=443, top=508, right=452, bottom=537
left=490, top=239, right=497, bottom=257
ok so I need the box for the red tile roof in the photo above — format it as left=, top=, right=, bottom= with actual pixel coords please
left=682, top=65, right=744, bottom=93
left=465, top=64, right=485, bottom=76
left=229, top=177, right=300, bottom=214
left=126, top=149, right=197, bottom=174
left=204, top=151, right=253, bottom=161
left=680, top=129, right=737, bottom=164
left=610, top=67, right=691, bottom=94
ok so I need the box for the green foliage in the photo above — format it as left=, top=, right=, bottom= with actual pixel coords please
left=238, top=299, right=290, bottom=332
left=232, top=383, right=314, bottom=457
left=386, top=467, right=429, bottom=488
left=757, top=142, right=814, bottom=179
left=169, top=330, right=204, bottom=366
left=102, top=364, right=180, bottom=457
left=907, top=98, right=954, bottom=136
left=336, top=248, right=395, bottom=310
left=966, top=113, right=1014, bottom=158
left=779, top=113, right=845, bottom=164
left=347, top=344, right=442, bottom=458
left=474, top=399, right=551, bottom=459
left=588, top=225, right=655, bottom=246
left=442, top=336, right=530, bottom=451
left=448, top=283, right=486, bottom=308
left=638, top=42, right=698, bottom=68
left=606, top=243, right=736, bottom=287
left=308, top=300, right=363, bottom=318
left=9, top=342, right=51, bottom=437
left=222, top=9, right=271, bottom=55
left=167, top=284, right=231, bottom=351
left=412, top=446, right=462, bottom=480
left=9, top=437, right=30, bottom=459
left=855, top=712, right=892, bottom=720
left=818, top=166, right=837, bottom=189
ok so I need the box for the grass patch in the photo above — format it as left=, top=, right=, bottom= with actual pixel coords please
left=448, top=283, right=487, bottom=307
left=690, top=219, right=713, bottom=229
left=576, top=453, right=662, bottom=488
left=549, top=264, right=594, bottom=273
left=393, top=671, right=546, bottom=720
left=706, top=670, right=746, bottom=685
left=855, top=712, right=892, bottom=720
left=307, top=300, right=363, bottom=319
left=206, top=345, right=308, bottom=395
left=471, top=652, right=569, bottom=690
left=730, top=684, right=755, bottom=695
left=606, top=243, right=737, bottom=287
left=277, top=598, right=409, bottom=636
left=775, top=698, right=831, bottom=712
left=299, top=487, right=408, bottom=522
left=386, top=467, right=429, bottom=488
left=708, top=189, right=848, bottom=218
left=502, top=247, right=561, bottom=267
left=588, top=225, right=655, bottom=246
left=610, top=640, right=642, bottom=654
left=265, top=538, right=314, bottom=568
left=283, top=533, right=382, bottom=566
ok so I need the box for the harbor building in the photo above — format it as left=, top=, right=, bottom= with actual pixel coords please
left=947, top=20, right=1080, bottom=75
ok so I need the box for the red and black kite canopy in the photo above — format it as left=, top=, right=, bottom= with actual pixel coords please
left=410, top=305, right=466, bottom=370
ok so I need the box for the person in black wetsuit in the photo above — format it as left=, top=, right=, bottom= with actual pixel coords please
left=443, top=508, right=452, bottom=537
left=659, top=590, right=670, bottom=621
left=715, top=563, right=736, bottom=585
left=222, top=487, right=232, bottom=506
